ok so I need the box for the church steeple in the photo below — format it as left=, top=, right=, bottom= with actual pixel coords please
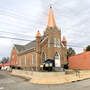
left=47, top=6, right=56, bottom=28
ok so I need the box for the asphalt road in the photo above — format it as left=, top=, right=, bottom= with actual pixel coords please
left=0, top=71, right=90, bottom=90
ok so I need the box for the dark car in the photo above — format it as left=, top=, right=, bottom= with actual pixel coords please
left=43, top=59, right=55, bottom=71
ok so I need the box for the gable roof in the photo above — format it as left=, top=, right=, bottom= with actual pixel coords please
left=14, top=40, right=36, bottom=53
left=25, top=40, right=36, bottom=50
left=14, top=44, right=25, bottom=52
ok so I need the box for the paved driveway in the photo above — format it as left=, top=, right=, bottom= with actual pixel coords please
left=0, top=71, right=90, bottom=90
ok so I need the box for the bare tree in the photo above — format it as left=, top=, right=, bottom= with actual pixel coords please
left=1, top=57, right=9, bottom=64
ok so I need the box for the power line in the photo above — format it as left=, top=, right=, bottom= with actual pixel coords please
left=67, top=44, right=83, bottom=48
left=0, top=9, right=35, bottom=21
left=0, top=10, right=38, bottom=29
left=0, top=30, right=34, bottom=38
left=68, top=45, right=82, bottom=48
left=0, top=36, right=32, bottom=41
left=0, top=35, right=85, bottom=49
left=0, top=9, right=41, bottom=25
left=0, top=19, right=34, bottom=30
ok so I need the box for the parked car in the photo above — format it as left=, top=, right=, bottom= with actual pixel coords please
left=42, top=59, right=55, bottom=71
left=1, top=66, right=11, bottom=71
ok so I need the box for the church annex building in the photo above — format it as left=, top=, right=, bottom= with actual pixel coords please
left=10, top=6, right=67, bottom=71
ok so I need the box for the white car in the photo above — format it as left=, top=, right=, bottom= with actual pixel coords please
left=1, top=66, right=11, bottom=71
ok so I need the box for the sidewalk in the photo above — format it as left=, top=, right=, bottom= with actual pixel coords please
left=11, top=70, right=90, bottom=84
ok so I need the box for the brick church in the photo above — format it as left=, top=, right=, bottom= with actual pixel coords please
left=10, top=6, right=67, bottom=71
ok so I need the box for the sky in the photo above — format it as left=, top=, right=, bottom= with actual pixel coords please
left=0, top=0, right=90, bottom=59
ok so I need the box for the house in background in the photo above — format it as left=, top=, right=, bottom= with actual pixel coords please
left=10, top=6, right=67, bottom=71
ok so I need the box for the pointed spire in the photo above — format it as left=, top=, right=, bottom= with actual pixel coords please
left=62, top=36, right=67, bottom=46
left=62, top=36, right=67, bottom=41
left=36, top=30, right=41, bottom=37
left=47, top=5, right=56, bottom=28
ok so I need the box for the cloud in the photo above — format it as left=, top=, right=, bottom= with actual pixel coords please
left=0, top=0, right=90, bottom=58
left=0, top=0, right=43, bottom=58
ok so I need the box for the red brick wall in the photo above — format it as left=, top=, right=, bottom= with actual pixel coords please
left=10, top=48, right=17, bottom=65
left=69, top=51, right=90, bottom=69
left=17, top=51, right=37, bottom=69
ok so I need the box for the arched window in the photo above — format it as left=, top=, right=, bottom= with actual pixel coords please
left=32, top=54, right=35, bottom=65
left=54, top=52, right=60, bottom=59
left=54, top=52, right=61, bottom=67
left=54, top=38, right=60, bottom=47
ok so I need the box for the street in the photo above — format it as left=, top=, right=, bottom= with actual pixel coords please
left=0, top=71, right=90, bottom=90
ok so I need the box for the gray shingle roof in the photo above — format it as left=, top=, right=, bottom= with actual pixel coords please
left=25, top=40, right=36, bottom=50
left=14, top=40, right=36, bottom=53
left=14, top=44, right=25, bottom=52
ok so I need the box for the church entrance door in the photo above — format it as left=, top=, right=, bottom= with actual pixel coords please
left=54, top=52, right=61, bottom=67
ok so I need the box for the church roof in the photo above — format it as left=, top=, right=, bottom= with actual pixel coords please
left=14, top=40, right=36, bottom=53
left=14, top=44, right=25, bottom=52
left=25, top=40, right=36, bottom=50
